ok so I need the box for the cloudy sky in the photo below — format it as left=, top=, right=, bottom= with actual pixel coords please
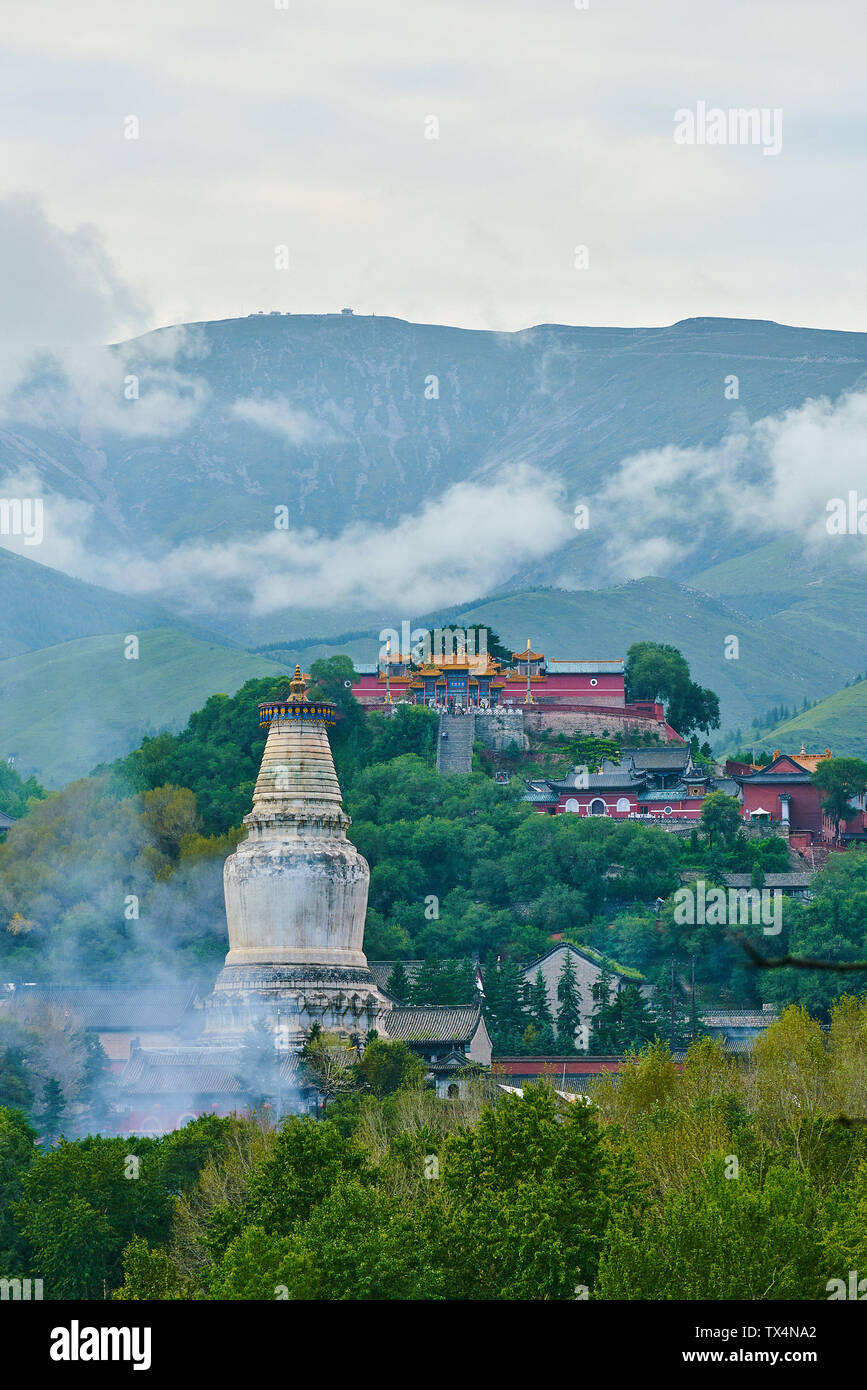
left=1, top=0, right=865, bottom=343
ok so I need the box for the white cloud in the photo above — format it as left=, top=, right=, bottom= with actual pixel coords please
left=230, top=397, right=340, bottom=446
left=0, top=193, right=149, bottom=344
left=593, top=388, right=867, bottom=578
left=0, top=462, right=573, bottom=616
left=0, top=328, right=211, bottom=438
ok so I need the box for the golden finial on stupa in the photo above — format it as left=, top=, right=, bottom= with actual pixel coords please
left=289, top=664, right=307, bottom=699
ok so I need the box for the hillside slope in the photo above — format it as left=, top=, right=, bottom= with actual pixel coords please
left=740, top=679, right=867, bottom=759
left=0, top=630, right=286, bottom=786
left=0, top=548, right=176, bottom=659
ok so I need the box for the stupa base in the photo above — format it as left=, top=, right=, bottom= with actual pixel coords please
left=200, top=962, right=392, bottom=1046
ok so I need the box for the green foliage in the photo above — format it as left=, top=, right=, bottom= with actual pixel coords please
left=35, top=1078, right=67, bottom=1144
left=0, top=774, right=234, bottom=984
left=408, top=957, right=477, bottom=1006
left=0, top=1106, right=37, bottom=1269
left=589, top=980, right=658, bottom=1054
left=355, top=1039, right=425, bottom=1097
left=483, top=960, right=527, bottom=1053
left=113, top=1236, right=184, bottom=1301
left=385, top=961, right=410, bottom=1001
left=114, top=677, right=280, bottom=836
left=0, top=761, right=47, bottom=822
left=436, top=1084, right=638, bottom=1299
left=812, top=756, right=867, bottom=836
left=19, top=1001, right=867, bottom=1302
left=625, top=641, right=720, bottom=736
left=0, top=1049, right=32, bottom=1112
left=758, top=852, right=867, bottom=1016
left=15, top=1136, right=173, bottom=1298
left=597, top=1158, right=825, bottom=1299
left=700, top=791, right=742, bottom=847
left=556, top=951, right=582, bottom=1050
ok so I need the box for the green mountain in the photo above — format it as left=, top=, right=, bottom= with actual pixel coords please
left=4, top=313, right=867, bottom=745
left=2, top=313, right=865, bottom=595
left=0, top=629, right=286, bottom=787
left=736, top=679, right=867, bottom=760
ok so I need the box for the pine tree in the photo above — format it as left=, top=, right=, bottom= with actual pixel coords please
left=589, top=982, right=656, bottom=1054
left=386, top=960, right=411, bottom=1001
left=439, top=958, right=478, bottom=1005
left=527, top=970, right=557, bottom=1051
left=483, top=960, right=527, bottom=1053
left=0, top=1047, right=32, bottom=1111
left=528, top=969, right=553, bottom=1029
left=409, top=956, right=446, bottom=1004
left=647, top=963, right=698, bottom=1050
left=556, top=951, right=583, bottom=1052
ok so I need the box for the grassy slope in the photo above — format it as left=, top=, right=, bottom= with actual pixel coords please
left=0, top=547, right=175, bottom=658
left=448, top=580, right=855, bottom=736
left=0, top=629, right=286, bottom=787
left=738, top=679, right=867, bottom=759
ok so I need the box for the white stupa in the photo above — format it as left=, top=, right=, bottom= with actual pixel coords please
left=202, top=666, right=391, bottom=1047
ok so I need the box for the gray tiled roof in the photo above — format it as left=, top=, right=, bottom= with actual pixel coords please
left=549, top=771, right=644, bottom=792
left=14, top=984, right=199, bottom=1030
left=520, top=941, right=645, bottom=982
left=712, top=778, right=741, bottom=795
left=680, top=872, right=813, bottom=889
left=387, top=1004, right=482, bottom=1043
left=121, top=1046, right=244, bottom=1095
left=702, top=1010, right=778, bottom=1027
left=121, top=1045, right=310, bottom=1095
left=621, top=747, right=691, bottom=771
left=0, top=811, right=17, bottom=830
left=523, top=785, right=556, bottom=802
left=545, top=661, right=624, bottom=675
left=638, top=783, right=693, bottom=801
left=368, top=960, right=426, bottom=992
left=733, top=771, right=811, bottom=784
left=425, top=1051, right=482, bottom=1074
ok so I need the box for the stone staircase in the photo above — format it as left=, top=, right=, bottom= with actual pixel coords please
left=436, top=712, right=475, bottom=774
left=804, top=844, right=833, bottom=872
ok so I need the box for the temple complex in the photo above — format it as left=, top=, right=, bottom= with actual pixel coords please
left=352, top=642, right=683, bottom=741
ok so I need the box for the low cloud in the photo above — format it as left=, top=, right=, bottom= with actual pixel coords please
left=0, top=463, right=573, bottom=616
left=0, top=197, right=211, bottom=439
left=0, top=193, right=149, bottom=346
left=230, top=396, right=341, bottom=446
left=592, top=388, right=867, bottom=578
left=0, top=327, right=211, bottom=439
